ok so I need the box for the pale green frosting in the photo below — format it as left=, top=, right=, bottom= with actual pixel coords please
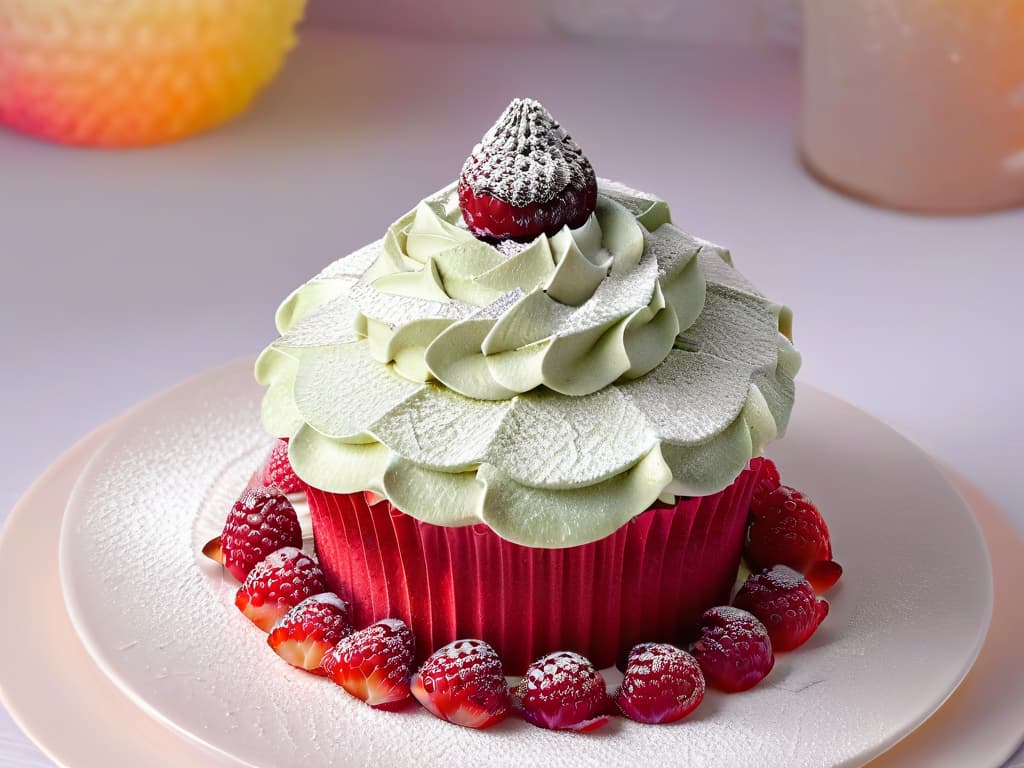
left=257, top=180, right=800, bottom=548
left=303, top=181, right=706, bottom=401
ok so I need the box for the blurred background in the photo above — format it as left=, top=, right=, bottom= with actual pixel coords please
left=308, top=0, right=801, bottom=44
left=0, top=0, right=1022, bottom=763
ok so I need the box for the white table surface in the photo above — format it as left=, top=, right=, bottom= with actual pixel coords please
left=1, top=27, right=1021, bottom=768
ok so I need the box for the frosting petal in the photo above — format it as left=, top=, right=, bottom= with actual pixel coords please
left=275, top=238, right=386, bottom=334
left=491, top=386, right=656, bottom=488
left=254, top=346, right=303, bottom=437
left=423, top=293, right=524, bottom=400
left=618, top=350, right=750, bottom=447
left=599, top=180, right=672, bottom=232
left=276, top=294, right=361, bottom=348
left=293, top=342, right=424, bottom=440
left=544, top=234, right=609, bottom=305
left=289, top=424, right=391, bottom=495
left=370, top=387, right=508, bottom=472
left=473, top=237, right=557, bottom=296
left=382, top=458, right=483, bottom=528
left=476, top=447, right=672, bottom=546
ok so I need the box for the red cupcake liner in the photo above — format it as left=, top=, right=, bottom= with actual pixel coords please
left=305, top=460, right=762, bottom=673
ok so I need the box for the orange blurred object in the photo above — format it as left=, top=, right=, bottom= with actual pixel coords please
left=0, top=0, right=306, bottom=148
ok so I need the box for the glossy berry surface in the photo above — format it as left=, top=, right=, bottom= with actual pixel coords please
left=411, top=639, right=509, bottom=729
left=615, top=643, right=705, bottom=724
left=322, top=619, right=415, bottom=709
left=267, top=593, right=354, bottom=673
left=746, top=484, right=836, bottom=575
left=458, top=178, right=597, bottom=242
left=806, top=559, right=844, bottom=594
left=515, top=651, right=610, bottom=732
left=733, top=566, right=829, bottom=651
left=259, top=440, right=304, bottom=495
left=750, top=458, right=782, bottom=516
left=693, top=606, right=774, bottom=693
left=235, top=547, right=326, bottom=632
left=205, top=486, right=302, bottom=582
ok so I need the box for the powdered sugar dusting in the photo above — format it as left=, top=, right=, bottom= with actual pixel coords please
left=332, top=619, right=414, bottom=685
left=376, top=617, right=408, bottom=633
left=305, top=592, right=350, bottom=612
left=254, top=546, right=312, bottom=572
left=277, top=294, right=361, bottom=348
left=471, top=289, right=526, bottom=321
left=762, top=564, right=807, bottom=590
left=421, top=639, right=506, bottom=692
left=348, top=277, right=472, bottom=326
left=461, top=98, right=594, bottom=207
left=705, top=605, right=760, bottom=627
left=625, top=644, right=696, bottom=684
left=436, top=638, right=492, bottom=661
left=495, top=238, right=531, bottom=259
left=316, top=239, right=384, bottom=280
left=515, top=650, right=609, bottom=730
left=598, top=179, right=660, bottom=201
left=521, top=651, right=603, bottom=702
left=615, top=643, right=705, bottom=723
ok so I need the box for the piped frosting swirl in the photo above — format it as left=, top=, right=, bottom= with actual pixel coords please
left=257, top=181, right=800, bottom=548
left=316, top=181, right=704, bottom=400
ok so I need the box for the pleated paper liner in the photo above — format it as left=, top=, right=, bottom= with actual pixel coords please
left=306, top=460, right=761, bottom=673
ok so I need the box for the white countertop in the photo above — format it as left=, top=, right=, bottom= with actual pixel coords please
left=1, top=27, right=1021, bottom=767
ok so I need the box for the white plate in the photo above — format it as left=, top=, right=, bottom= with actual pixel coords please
left=57, top=360, right=993, bottom=768
left=3, top=428, right=1021, bottom=768
left=2, top=414, right=1018, bottom=768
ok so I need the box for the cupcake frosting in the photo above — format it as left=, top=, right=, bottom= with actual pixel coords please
left=303, top=181, right=705, bottom=401
left=256, top=180, right=800, bottom=548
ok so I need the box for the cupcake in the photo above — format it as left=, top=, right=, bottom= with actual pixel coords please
left=255, top=99, right=800, bottom=672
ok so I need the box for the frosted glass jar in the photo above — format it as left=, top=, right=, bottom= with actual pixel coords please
left=801, top=1, right=1024, bottom=213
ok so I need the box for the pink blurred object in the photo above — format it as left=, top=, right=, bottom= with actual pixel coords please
left=801, top=1, right=1024, bottom=213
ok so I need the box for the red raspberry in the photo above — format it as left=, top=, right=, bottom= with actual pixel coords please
left=693, top=606, right=774, bottom=692
left=322, top=619, right=415, bottom=710
left=410, top=639, right=510, bottom=729
left=733, top=566, right=829, bottom=651
left=750, top=457, right=781, bottom=515
left=259, top=439, right=304, bottom=495
left=746, top=485, right=842, bottom=592
left=615, top=643, right=705, bottom=724
left=459, top=98, right=598, bottom=242
left=514, top=651, right=610, bottom=732
left=267, top=593, right=354, bottom=674
left=203, top=487, right=303, bottom=582
left=234, top=547, right=326, bottom=632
